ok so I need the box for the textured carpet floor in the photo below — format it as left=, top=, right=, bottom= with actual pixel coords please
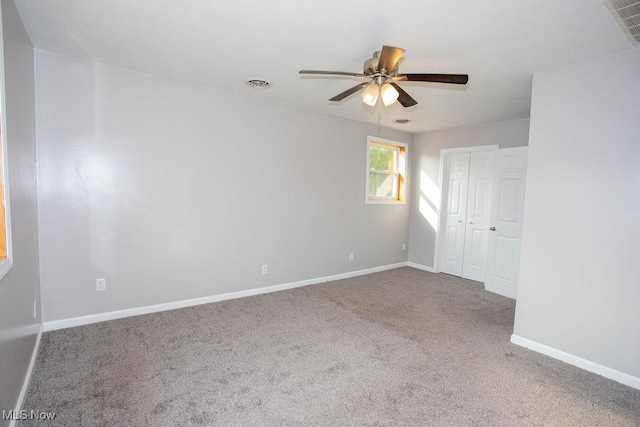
left=22, top=268, right=640, bottom=426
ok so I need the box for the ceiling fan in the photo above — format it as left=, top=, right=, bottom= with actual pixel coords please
left=299, top=45, right=468, bottom=108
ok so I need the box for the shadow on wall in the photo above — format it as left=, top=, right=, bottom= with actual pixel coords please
left=419, top=169, right=439, bottom=232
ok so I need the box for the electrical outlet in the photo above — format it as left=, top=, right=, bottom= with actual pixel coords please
left=349, top=252, right=354, bottom=261
left=33, top=299, right=37, bottom=319
left=402, top=243, right=406, bottom=251
left=96, top=278, right=106, bottom=292
left=261, top=264, right=268, bottom=274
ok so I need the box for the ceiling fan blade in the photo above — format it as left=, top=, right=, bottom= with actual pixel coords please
left=389, top=83, right=417, bottom=107
left=397, top=74, right=469, bottom=84
left=329, top=82, right=370, bottom=101
left=377, top=46, right=405, bottom=73
left=300, top=70, right=366, bottom=77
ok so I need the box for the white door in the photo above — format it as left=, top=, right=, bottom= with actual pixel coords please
left=461, top=151, right=494, bottom=282
left=440, top=152, right=469, bottom=276
left=484, top=146, right=528, bottom=298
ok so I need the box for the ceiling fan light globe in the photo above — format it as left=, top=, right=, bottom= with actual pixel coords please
left=381, top=83, right=399, bottom=106
left=362, top=83, right=380, bottom=106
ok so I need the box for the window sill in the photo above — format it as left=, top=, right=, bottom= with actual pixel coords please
left=366, top=199, right=407, bottom=205
left=0, top=257, right=13, bottom=282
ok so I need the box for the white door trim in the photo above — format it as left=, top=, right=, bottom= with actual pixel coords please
left=435, top=145, right=499, bottom=273
left=439, top=145, right=500, bottom=154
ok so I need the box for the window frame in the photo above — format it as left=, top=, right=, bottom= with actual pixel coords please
left=0, top=34, right=14, bottom=281
left=365, top=136, right=408, bottom=205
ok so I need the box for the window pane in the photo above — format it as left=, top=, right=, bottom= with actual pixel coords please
left=0, top=138, right=5, bottom=259
left=365, top=137, right=407, bottom=204
left=369, top=172, right=398, bottom=198
left=369, top=145, right=397, bottom=172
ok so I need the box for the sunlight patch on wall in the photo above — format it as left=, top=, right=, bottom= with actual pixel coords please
left=85, top=149, right=119, bottom=278
left=420, top=170, right=440, bottom=210
left=419, top=169, right=441, bottom=231
left=419, top=195, right=439, bottom=232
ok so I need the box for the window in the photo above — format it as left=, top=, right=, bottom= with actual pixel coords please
left=0, top=56, right=13, bottom=281
left=366, top=136, right=407, bottom=204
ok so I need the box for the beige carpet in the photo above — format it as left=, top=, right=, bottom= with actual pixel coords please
left=22, top=268, right=640, bottom=426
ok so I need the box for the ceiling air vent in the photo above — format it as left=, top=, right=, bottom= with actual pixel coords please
left=603, top=0, right=640, bottom=44
left=245, top=79, right=271, bottom=90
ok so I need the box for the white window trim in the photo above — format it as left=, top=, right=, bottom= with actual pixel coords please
left=0, top=28, right=14, bottom=282
left=365, top=136, right=408, bottom=205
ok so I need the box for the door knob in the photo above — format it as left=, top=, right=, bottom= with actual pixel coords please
left=459, top=220, right=463, bottom=223
left=469, top=222, right=474, bottom=225
left=490, top=226, right=496, bottom=231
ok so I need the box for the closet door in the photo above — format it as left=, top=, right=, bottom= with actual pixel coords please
left=484, top=147, right=528, bottom=298
left=461, top=151, right=494, bottom=282
left=440, top=152, right=470, bottom=276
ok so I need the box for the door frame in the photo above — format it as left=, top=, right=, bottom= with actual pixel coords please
left=434, top=145, right=499, bottom=274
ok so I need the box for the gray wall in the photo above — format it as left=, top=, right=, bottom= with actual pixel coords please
left=35, top=51, right=413, bottom=322
left=514, top=49, right=640, bottom=378
left=0, top=0, right=40, bottom=420
left=407, top=119, right=530, bottom=267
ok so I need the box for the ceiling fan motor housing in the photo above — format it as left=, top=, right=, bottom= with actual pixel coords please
left=364, top=50, right=399, bottom=78
left=363, top=51, right=380, bottom=76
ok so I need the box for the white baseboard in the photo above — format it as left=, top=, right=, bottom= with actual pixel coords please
left=10, top=324, right=44, bottom=427
left=43, top=262, right=408, bottom=332
left=511, top=334, right=640, bottom=390
left=406, top=262, right=437, bottom=273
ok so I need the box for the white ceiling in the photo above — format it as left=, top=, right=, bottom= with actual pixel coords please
left=13, top=0, right=636, bottom=133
